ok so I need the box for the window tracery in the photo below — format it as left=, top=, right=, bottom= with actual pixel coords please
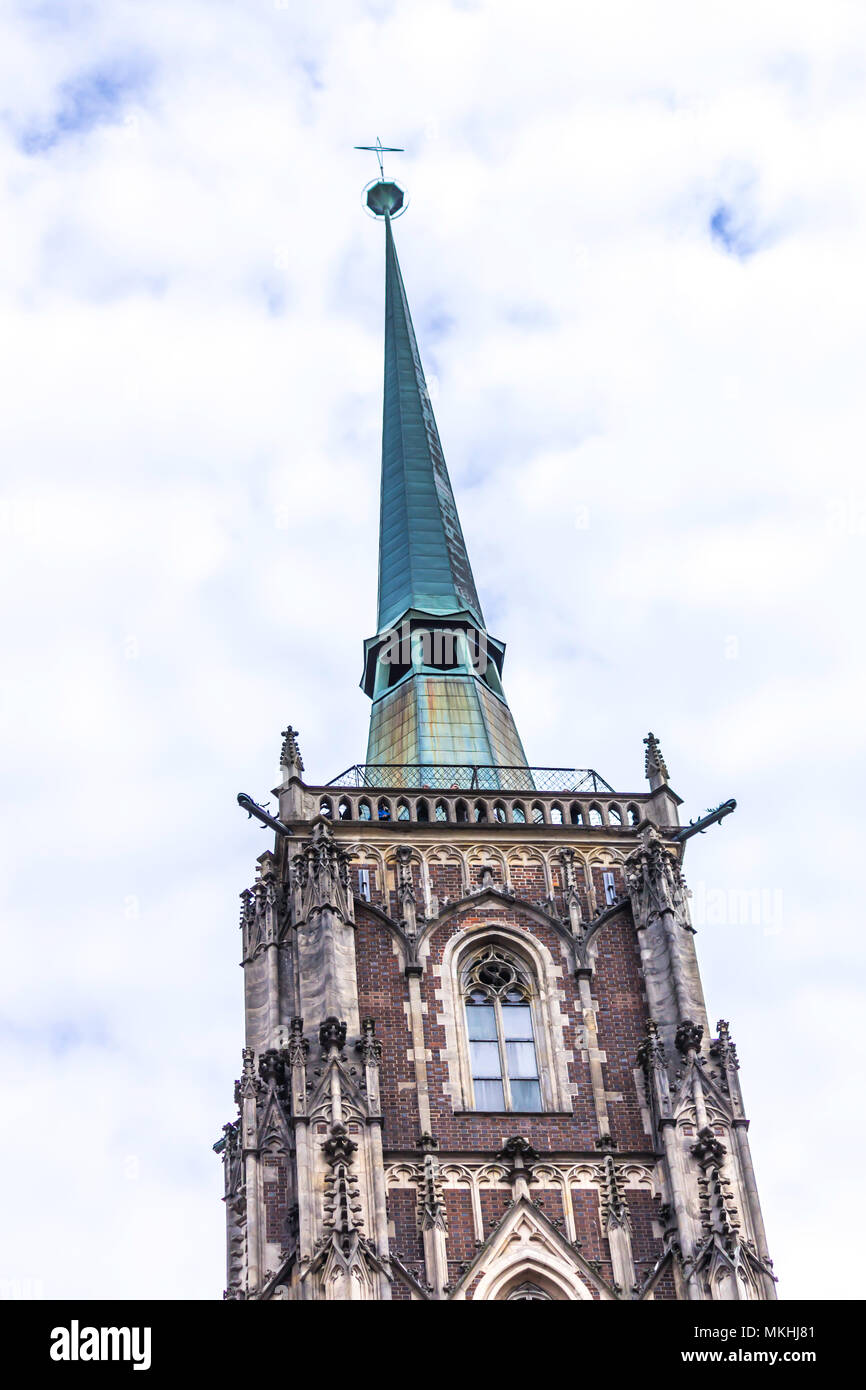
left=504, top=1281, right=554, bottom=1300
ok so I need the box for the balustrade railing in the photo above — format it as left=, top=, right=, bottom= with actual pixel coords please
left=326, top=764, right=615, bottom=794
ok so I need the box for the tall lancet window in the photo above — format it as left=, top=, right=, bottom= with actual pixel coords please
left=463, top=948, right=542, bottom=1112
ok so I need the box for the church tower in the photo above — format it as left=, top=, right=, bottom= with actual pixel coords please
left=216, top=171, right=776, bottom=1302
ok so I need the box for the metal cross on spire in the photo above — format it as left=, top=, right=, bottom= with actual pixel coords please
left=354, top=137, right=403, bottom=181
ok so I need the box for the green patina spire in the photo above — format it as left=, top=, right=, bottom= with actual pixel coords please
left=378, top=212, right=484, bottom=634
left=359, top=177, right=528, bottom=776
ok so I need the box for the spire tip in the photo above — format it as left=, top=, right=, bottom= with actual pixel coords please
left=354, top=138, right=407, bottom=218
left=363, top=178, right=407, bottom=219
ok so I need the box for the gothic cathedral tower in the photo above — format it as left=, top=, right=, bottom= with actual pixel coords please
left=216, top=173, right=776, bottom=1302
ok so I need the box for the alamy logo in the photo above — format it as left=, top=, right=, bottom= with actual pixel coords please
left=380, top=619, right=488, bottom=676
left=49, top=1321, right=151, bottom=1371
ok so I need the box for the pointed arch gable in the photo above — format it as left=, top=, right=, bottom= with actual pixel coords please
left=258, top=1089, right=293, bottom=1150
left=420, top=888, right=576, bottom=957
left=670, top=1053, right=735, bottom=1126
left=481, top=1259, right=590, bottom=1302
left=453, top=1199, right=614, bottom=1301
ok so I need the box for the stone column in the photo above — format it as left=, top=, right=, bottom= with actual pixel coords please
left=406, top=967, right=433, bottom=1136
left=236, top=1048, right=263, bottom=1296
left=575, top=967, right=611, bottom=1143
left=416, top=1137, right=448, bottom=1299
left=637, top=1022, right=701, bottom=1301
left=626, top=827, right=708, bottom=1063
left=600, top=1154, right=635, bottom=1297
left=357, top=1018, right=392, bottom=1281
left=292, top=821, right=360, bottom=1033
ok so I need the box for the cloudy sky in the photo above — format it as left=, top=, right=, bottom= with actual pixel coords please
left=2, top=0, right=864, bottom=1300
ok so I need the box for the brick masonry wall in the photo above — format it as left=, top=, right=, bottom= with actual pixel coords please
left=534, top=1186, right=565, bottom=1230
left=506, top=863, right=548, bottom=902
left=628, top=1189, right=674, bottom=1298
left=653, top=1263, right=678, bottom=1300
left=355, top=906, right=419, bottom=1148
left=591, top=911, right=652, bottom=1150
left=572, top=1187, right=606, bottom=1263
left=262, top=1154, right=288, bottom=1244
left=387, top=1187, right=424, bottom=1270
left=443, top=1188, right=476, bottom=1264
left=479, top=1187, right=512, bottom=1238
left=428, top=861, right=464, bottom=905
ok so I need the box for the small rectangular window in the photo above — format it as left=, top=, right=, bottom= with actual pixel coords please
left=603, top=870, right=617, bottom=905
left=466, top=1004, right=497, bottom=1040
left=474, top=1079, right=505, bottom=1110
left=511, top=1079, right=542, bottom=1112
left=470, top=1041, right=502, bottom=1077
left=506, top=1042, right=538, bottom=1078
left=501, top=1005, right=533, bottom=1041
left=357, top=868, right=371, bottom=901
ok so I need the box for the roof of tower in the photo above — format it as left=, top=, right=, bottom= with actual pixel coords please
left=376, top=209, right=485, bottom=634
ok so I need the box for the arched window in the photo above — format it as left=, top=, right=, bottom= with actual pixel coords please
left=435, top=800, right=449, bottom=822
left=358, top=798, right=372, bottom=821
left=377, top=798, right=391, bottom=821
left=319, top=797, right=333, bottom=819
left=569, top=802, right=583, bottom=825
left=531, top=802, right=545, bottom=825
left=627, top=804, right=640, bottom=827
left=588, top=804, right=604, bottom=826
left=505, top=1282, right=554, bottom=1301
left=338, top=799, right=352, bottom=821
left=512, top=802, right=527, bottom=824
left=416, top=798, right=430, bottom=822
left=474, top=800, right=488, bottom=824
left=463, top=947, right=542, bottom=1113
left=439, top=931, right=571, bottom=1119
left=550, top=803, right=563, bottom=825
left=455, top=799, right=469, bottom=824
left=493, top=801, right=507, bottom=824
left=396, top=799, right=410, bottom=822
left=608, top=804, right=623, bottom=826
